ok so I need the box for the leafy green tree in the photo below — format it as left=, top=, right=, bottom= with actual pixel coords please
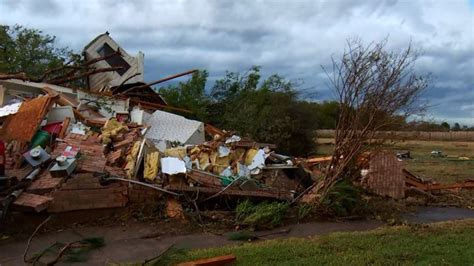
left=0, top=24, right=80, bottom=80
left=158, top=70, right=210, bottom=121
left=440, top=122, right=450, bottom=131
left=298, top=101, right=339, bottom=129
left=209, top=67, right=317, bottom=156
left=210, top=65, right=261, bottom=101
left=452, top=122, right=461, bottom=131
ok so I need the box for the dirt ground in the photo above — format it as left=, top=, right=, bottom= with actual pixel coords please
left=0, top=218, right=383, bottom=265
left=316, top=138, right=474, bottom=183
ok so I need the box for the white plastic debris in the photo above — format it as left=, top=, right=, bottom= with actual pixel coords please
left=161, top=157, right=186, bottom=175
left=361, top=169, right=369, bottom=178
left=70, top=122, right=88, bottom=135
left=220, top=166, right=233, bottom=177
left=248, top=149, right=266, bottom=173
left=183, top=156, right=193, bottom=169
left=0, top=102, right=21, bottom=117
left=225, top=135, right=241, bottom=144
left=237, top=163, right=251, bottom=178
left=218, top=145, right=231, bottom=158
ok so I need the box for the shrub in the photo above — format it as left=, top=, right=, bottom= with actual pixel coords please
left=235, top=200, right=289, bottom=229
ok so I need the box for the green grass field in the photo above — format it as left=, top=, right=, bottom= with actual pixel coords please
left=316, top=138, right=474, bottom=183
left=166, top=219, right=474, bottom=265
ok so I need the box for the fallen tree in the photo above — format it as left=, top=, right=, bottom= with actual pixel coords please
left=310, top=39, right=429, bottom=202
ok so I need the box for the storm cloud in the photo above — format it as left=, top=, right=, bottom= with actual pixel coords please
left=1, top=0, right=473, bottom=125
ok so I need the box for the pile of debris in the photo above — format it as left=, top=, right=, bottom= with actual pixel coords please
left=1, top=32, right=471, bottom=223
left=0, top=32, right=317, bottom=218
left=0, top=81, right=315, bottom=217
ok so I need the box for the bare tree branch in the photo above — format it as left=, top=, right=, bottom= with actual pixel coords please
left=312, top=39, right=429, bottom=201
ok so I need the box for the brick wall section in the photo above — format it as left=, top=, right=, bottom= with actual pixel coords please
left=364, top=152, right=405, bottom=199
left=6, top=165, right=33, bottom=179
left=47, top=173, right=128, bottom=212
left=263, top=169, right=300, bottom=192
left=127, top=183, right=163, bottom=205
left=27, top=171, right=64, bottom=195
left=53, top=133, right=106, bottom=173
left=13, top=193, right=52, bottom=212
left=47, top=173, right=163, bottom=212
left=187, top=169, right=222, bottom=188
left=105, top=166, right=127, bottom=178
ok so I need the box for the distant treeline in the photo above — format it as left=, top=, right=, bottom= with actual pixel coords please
left=159, top=68, right=474, bottom=155
left=317, top=130, right=474, bottom=142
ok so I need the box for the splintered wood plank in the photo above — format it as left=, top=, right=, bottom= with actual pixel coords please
left=0, top=95, right=52, bottom=142
left=177, top=255, right=236, bottom=266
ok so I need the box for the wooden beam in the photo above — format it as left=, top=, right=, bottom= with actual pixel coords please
left=116, top=69, right=198, bottom=96
left=177, top=255, right=236, bottom=266
left=130, top=99, right=193, bottom=114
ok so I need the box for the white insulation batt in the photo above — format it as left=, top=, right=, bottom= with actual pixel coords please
left=145, top=110, right=205, bottom=151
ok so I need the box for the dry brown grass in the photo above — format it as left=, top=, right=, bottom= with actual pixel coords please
left=316, top=138, right=474, bottom=183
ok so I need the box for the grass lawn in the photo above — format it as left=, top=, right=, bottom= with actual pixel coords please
left=316, top=138, right=474, bottom=183
left=165, top=219, right=474, bottom=265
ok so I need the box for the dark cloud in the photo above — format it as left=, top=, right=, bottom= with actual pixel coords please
left=0, top=0, right=472, bottom=124
left=28, top=0, right=59, bottom=15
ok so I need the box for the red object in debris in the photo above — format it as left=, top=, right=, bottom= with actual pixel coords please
left=116, top=112, right=129, bottom=123
left=0, top=140, right=5, bottom=175
left=42, top=122, right=63, bottom=135
left=61, top=145, right=80, bottom=159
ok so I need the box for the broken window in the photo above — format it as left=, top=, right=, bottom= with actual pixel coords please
left=97, top=43, right=130, bottom=76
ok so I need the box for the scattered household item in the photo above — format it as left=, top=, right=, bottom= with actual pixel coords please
left=396, top=150, right=411, bottom=159
left=42, top=122, right=63, bottom=136
left=430, top=150, right=445, bottom=158
left=30, top=130, right=51, bottom=148
left=70, top=122, right=89, bottom=135
left=23, top=146, right=51, bottom=168
left=49, top=156, right=77, bottom=178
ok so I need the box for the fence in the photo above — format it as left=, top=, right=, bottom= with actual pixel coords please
left=316, top=130, right=474, bottom=141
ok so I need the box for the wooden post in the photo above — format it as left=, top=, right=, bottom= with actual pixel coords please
left=0, top=85, right=6, bottom=106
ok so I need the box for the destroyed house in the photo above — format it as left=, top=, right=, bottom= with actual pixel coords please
left=83, top=32, right=167, bottom=106
left=0, top=31, right=319, bottom=222
left=83, top=32, right=144, bottom=91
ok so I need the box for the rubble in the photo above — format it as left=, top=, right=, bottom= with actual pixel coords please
left=0, top=57, right=310, bottom=217
left=3, top=31, right=467, bottom=227
left=0, top=81, right=316, bottom=217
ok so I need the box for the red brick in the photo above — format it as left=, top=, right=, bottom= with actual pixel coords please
left=48, top=184, right=128, bottom=212
left=27, top=177, right=63, bottom=194
left=13, top=193, right=52, bottom=212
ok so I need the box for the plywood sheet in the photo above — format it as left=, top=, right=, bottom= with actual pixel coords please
left=0, top=96, right=52, bottom=142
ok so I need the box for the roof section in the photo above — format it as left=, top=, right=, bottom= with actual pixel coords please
left=82, top=32, right=109, bottom=53
left=145, top=110, right=204, bottom=150
left=83, top=33, right=144, bottom=91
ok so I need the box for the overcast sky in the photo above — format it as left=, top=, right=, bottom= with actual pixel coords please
left=1, top=0, right=473, bottom=125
